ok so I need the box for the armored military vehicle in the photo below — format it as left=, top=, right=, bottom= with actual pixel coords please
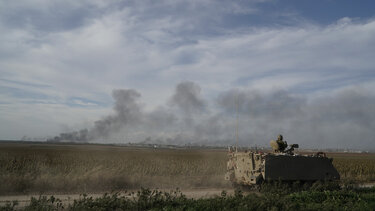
left=225, top=135, right=340, bottom=187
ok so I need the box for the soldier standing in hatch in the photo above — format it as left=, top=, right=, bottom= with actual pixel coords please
left=276, top=134, right=287, bottom=152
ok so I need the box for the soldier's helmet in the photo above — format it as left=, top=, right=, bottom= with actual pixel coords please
left=278, top=134, right=283, bottom=141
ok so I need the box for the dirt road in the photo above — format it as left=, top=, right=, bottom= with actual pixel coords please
left=0, top=188, right=235, bottom=209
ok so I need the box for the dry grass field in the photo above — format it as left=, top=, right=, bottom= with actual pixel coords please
left=0, top=142, right=230, bottom=195
left=0, top=142, right=374, bottom=195
left=331, top=152, right=375, bottom=182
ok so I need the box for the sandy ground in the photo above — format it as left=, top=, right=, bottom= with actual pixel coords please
left=0, top=188, right=235, bottom=209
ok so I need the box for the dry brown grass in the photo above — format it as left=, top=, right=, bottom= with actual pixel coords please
left=329, top=152, right=375, bottom=182
left=1, top=142, right=374, bottom=195
left=0, top=142, right=230, bottom=195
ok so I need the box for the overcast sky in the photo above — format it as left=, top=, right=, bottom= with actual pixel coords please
left=1, top=0, right=375, bottom=150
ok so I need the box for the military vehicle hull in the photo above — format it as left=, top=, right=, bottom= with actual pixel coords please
left=265, top=154, right=339, bottom=181
left=225, top=151, right=340, bottom=186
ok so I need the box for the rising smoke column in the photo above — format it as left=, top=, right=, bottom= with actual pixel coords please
left=90, top=89, right=143, bottom=139
left=169, top=81, right=205, bottom=115
left=216, top=87, right=375, bottom=149
left=49, top=82, right=375, bottom=150
left=49, top=89, right=143, bottom=142
left=139, top=81, right=208, bottom=144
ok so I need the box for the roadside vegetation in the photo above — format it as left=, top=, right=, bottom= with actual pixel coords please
left=1, top=185, right=375, bottom=210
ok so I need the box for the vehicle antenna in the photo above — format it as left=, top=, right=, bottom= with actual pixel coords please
left=236, top=92, right=239, bottom=152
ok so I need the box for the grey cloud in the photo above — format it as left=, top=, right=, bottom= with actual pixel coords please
left=122, top=0, right=262, bottom=35
left=1, top=1, right=374, bottom=150
left=0, top=1, right=101, bottom=32
left=2, top=1, right=374, bottom=103
left=0, top=0, right=264, bottom=37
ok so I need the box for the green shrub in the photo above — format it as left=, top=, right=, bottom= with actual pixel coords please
left=1, top=187, right=375, bottom=211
